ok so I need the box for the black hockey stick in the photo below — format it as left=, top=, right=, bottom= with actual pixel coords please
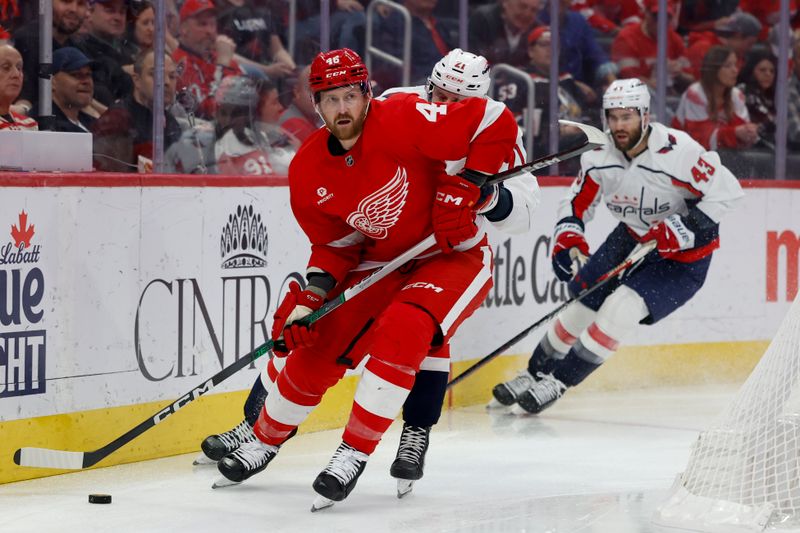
left=446, top=240, right=657, bottom=389
left=463, top=120, right=606, bottom=187
left=13, top=234, right=437, bottom=470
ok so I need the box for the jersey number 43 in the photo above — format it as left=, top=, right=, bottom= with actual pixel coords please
left=691, top=157, right=715, bottom=183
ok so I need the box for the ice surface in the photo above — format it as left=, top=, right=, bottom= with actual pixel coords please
left=0, top=384, right=740, bottom=533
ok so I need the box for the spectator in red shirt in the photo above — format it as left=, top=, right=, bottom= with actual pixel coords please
left=673, top=45, right=759, bottom=150
left=278, top=65, right=322, bottom=143
left=739, top=0, right=798, bottom=40
left=572, top=0, right=649, bottom=34
left=172, top=0, right=242, bottom=119
left=685, top=12, right=761, bottom=81
left=678, top=0, right=739, bottom=35
left=611, top=0, right=693, bottom=93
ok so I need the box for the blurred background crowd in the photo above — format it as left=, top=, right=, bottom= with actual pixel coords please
left=0, top=0, right=797, bottom=178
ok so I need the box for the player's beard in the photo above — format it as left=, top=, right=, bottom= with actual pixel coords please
left=612, top=124, right=643, bottom=152
left=327, top=111, right=365, bottom=143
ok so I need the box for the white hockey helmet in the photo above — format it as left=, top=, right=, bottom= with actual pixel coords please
left=427, top=48, right=491, bottom=98
left=602, top=78, right=650, bottom=113
left=602, top=78, right=651, bottom=148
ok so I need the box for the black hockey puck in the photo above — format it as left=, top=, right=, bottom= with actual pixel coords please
left=88, top=494, right=112, bottom=504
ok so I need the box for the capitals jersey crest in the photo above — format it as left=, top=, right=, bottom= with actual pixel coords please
left=345, top=166, right=409, bottom=239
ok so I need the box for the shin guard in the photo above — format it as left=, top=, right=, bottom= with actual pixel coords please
left=344, top=302, right=437, bottom=454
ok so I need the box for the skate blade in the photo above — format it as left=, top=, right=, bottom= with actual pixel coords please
left=211, top=476, right=242, bottom=489
left=510, top=404, right=532, bottom=416
left=192, top=452, right=217, bottom=466
left=485, top=398, right=509, bottom=410
left=396, top=479, right=414, bottom=499
left=310, top=495, right=336, bottom=512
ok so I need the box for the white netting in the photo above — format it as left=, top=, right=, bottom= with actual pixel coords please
left=654, top=294, right=800, bottom=532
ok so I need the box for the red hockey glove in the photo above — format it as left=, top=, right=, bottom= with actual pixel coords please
left=643, top=214, right=695, bottom=258
left=432, top=174, right=481, bottom=253
left=552, top=217, right=590, bottom=282
left=270, top=281, right=324, bottom=357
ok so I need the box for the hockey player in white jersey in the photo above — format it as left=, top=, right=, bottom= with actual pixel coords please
left=200, top=49, right=541, bottom=496
left=493, top=78, right=744, bottom=414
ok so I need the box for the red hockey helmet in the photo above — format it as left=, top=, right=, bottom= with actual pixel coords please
left=309, top=48, right=369, bottom=98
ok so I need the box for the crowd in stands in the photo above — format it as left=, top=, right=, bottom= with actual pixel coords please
left=0, top=0, right=798, bottom=177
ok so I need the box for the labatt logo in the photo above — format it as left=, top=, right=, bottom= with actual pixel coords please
left=0, top=211, right=41, bottom=265
left=1, top=211, right=47, bottom=398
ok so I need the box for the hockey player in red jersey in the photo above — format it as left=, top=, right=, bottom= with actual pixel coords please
left=215, top=48, right=519, bottom=509
left=200, top=48, right=540, bottom=499
left=493, top=78, right=744, bottom=414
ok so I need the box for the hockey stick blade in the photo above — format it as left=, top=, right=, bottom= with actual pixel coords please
left=14, top=234, right=437, bottom=470
left=447, top=240, right=656, bottom=389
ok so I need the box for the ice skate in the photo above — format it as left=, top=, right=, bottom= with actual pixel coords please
left=390, top=424, right=430, bottom=498
left=215, top=439, right=279, bottom=486
left=200, top=419, right=255, bottom=462
left=516, top=372, right=567, bottom=414
left=310, top=442, right=369, bottom=511
left=492, top=370, right=536, bottom=405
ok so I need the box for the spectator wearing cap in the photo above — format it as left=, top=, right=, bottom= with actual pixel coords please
left=373, top=0, right=458, bottom=87
left=12, top=0, right=89, bottom=115
left=685, top=12, right=762, bottom=81
left=92, top=50, right=182, bottom=171
left=538, top=0, right=616, bottom=95
left=611, top=0, right=693, bottom=93
left=81, top=0, right=134, bottom=107
left=0, top=44, right=37, bottom=130
left=51, top=46, right=97, bottom=133
left=278, top=65, right=323, bottom=143
left=469, top=0, right=543, bottom=67
left=493, top=27, right=590, bottom=160
left=216, top=0, right=295, bottom=80
left=172, top=0, right=242, bottom=120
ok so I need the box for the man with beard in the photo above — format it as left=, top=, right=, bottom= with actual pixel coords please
left=214, top=48, right=519, bottom=510
left=198, top=48, right=539, bottom=500
left=51, top=46, right=96, bottom=132
left=492, top=78, right=744, bottom=414
left=12, top=0, right=89, bottom=114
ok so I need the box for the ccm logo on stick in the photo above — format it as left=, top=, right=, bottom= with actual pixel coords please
left=403, top=282, right=444, bottom=293
left=153, top=378, right=215, bottom=423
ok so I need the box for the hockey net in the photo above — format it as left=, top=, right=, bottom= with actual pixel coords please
left=654, top=295, right=800, bottom=533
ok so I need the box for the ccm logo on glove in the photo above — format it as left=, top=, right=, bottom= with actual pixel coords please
left=436, top=190, right=471, bottom=207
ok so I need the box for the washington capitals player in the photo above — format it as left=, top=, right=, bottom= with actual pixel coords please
left=215, top=48, right=520, bottom=510
left=200, top=49, right=540, bottom=498
left=493, top=78, right=744, bottom=414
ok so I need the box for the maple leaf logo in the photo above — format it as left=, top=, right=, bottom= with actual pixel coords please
left=11, top=210, right=35, bottom=249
